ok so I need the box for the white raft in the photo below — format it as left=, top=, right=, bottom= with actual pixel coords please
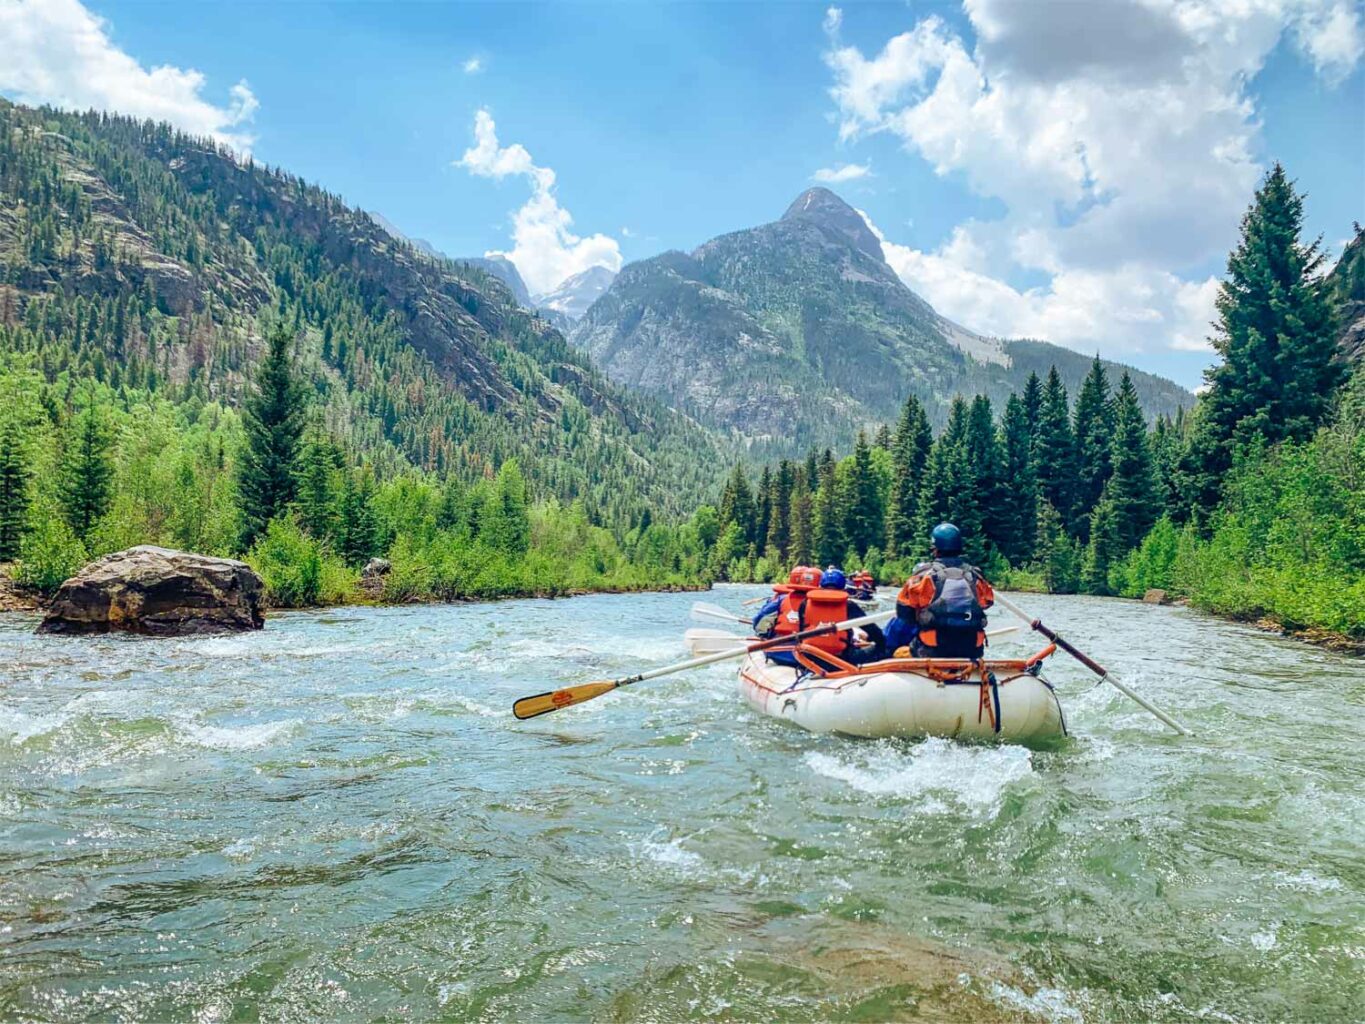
left=738, top=649, right=1066, bottom=743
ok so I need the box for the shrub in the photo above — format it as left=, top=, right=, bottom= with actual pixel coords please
left=248, top=515, right=355, bottom=607
left=15, top=513, right=89, bottom=592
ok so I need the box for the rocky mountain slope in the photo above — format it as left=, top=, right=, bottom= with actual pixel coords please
left=572, top=187, right=1192, bottom=450
left=0, top=100, right=726, bottom=523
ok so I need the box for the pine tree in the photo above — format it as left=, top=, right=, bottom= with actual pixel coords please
left=997, top=393, right=1038, bottom=565
left=964, top=395, right=1001, bottom=561
left=1082, top=492, right=1121, bottom=595
left=1072, top=356, right=1115, bottom=538
left=718, top=464, right=756, bottom=546
left=1021, top=371, right=1043, bottom=441
left=765, top=460, right=794, bottom=560
left=59, top=401, right=114, bottom=545
left=1035, top=500, right=1080, bottom=594
left=812, top=450, right=844, bottom=567
left=239, top=323, right=306, bottom=548
left=0, top=418, right=30, bottom=561
left=844, top=430, right=883, bottom=557
left=754, top=465, right=773, bottom=555
left=1033, top=367, right=1076, bottom=531
left=789, top=471, right=813, bottom=566
left=886, top=394, right=931, bottom=556
left=296, top=431, right=341, bottom=542
left=339, top=468, right=379, bottom=565
left=1106, top=373, right=1158, bottom=551
left=1182, top=164, right=1343, bottom=517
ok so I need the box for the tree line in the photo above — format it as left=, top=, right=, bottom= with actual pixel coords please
left=712, top=166, right=1362, bottom=638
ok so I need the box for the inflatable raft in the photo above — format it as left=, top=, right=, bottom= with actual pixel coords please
left=738, top=644, right=1066, bottom=743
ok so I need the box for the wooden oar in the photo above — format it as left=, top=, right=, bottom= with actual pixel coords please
left=512, top=608, right=896, bottom=720
left=691, top=601, right=752, bottom=626
left=993, top=593, right=1192, bottom=736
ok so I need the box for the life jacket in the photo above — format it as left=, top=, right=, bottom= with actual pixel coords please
left=772, top=591, right=808, bottom=638
left=908, top=559, right=988, bottom=654
left=800, top=588, right=851, bottom=654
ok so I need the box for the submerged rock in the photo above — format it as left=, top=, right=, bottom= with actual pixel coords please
left=37, top=546, right=264, bottom=636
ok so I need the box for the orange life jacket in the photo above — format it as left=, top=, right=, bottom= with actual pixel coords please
left=772, top=591, right=807, bottom=637
left=800, top=588, right=851, bottom=654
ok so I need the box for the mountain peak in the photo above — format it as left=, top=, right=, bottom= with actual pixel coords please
left=780, top=187, right=883, bottom=260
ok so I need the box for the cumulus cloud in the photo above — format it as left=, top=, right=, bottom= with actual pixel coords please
left=823, top=0, right=1362, bottom=356
left=462, top=56, right=484, bottom=74
left=0, top=0, right=258, bottom=152
left=860, top=210, right=1219, bottom=357
left=812, top=162, right=871, bottom=183
left=457, top=109, right=622, bottom=296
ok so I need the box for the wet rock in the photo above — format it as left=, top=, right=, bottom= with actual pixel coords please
left=1142, top=588, right=1170, bottom=605
left=37, top=546, right=264, bottom=636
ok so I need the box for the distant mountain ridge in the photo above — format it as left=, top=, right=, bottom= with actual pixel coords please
left=0, top=100, right=727, bottom=524
left=535, top=265, right=617, bottom=322
left=571, top=187, right=1192, bottom=451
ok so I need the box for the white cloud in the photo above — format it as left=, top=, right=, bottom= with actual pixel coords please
left=462, top=56, right=484, bottom=75
left=823, top=0, right=1362, bottom=357
left=0, top=0, right=258, bottom=152
left=812, top=162, right=871, bottom=183
left=861, top=208, right=1219, bottom=357
left=457, top=109, right=622, bottom=295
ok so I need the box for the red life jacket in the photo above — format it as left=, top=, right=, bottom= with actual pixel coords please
left=800, top=588, right=850, bottom=654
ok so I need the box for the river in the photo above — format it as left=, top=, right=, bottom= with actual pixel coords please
left=1, top=587, right=1362, bottom=1022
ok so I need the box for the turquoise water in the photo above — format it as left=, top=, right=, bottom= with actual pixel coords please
left=1, top=587, right=1363, bottom=1021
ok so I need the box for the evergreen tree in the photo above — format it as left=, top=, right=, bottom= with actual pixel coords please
left=339, top=468, right=379, bottom=565
left=886, top=394, right=932, bottom=556
left=296, top=431, right=342, bottom=542
left=1072, top=356, right=1115, bottom=537
left=1182, top=164, right=1343, bottom=517
left=997, top=393, right=1038, bottom=565
left=765, top=460, right=794, bottom=560
left=964, top=395, right=1001, bottom=562
left=1033, top=367, right=1076, bottom=531
left=1035, top=500, right=1080, bottom=594
left=789, top=471, right=813, bottom=566
left=1021, top=371, right=1043, bottom=441
left=239, top=323, right=307, bottom=548
left=1081, top=492, right=1121, bottom=596
left=0, top=418, right=30, bottom=561
left=844, top=431, right=883, bottom=557
left=754, top=465, right=773, bottom=554
left=59, top=401, right=114, bottom=545
left=812, top=450, right=844, bottom=566
left=718, top=464, right=756, bottom=546
left=1106, top=373, right=1158, bottom=552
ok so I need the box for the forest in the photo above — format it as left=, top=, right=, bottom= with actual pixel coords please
left=708, top=167, right=1363, bottom=642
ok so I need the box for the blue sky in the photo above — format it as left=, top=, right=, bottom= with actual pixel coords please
left=2, top=0, right=1362, bottom=389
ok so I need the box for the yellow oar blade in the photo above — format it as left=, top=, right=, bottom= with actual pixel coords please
left=512, top=680, right=618, bottom=720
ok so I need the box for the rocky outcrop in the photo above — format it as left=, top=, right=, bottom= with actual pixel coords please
left=37, top=546, right=264, bottom=636
left=358, top=557, right=392, bottom=600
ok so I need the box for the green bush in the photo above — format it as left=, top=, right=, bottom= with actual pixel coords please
left=16, top=513, right=89, bottom=592
left=248, top=516, right=356, bottom=608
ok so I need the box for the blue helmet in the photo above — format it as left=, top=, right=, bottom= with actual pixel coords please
left=820, top=568, right=847, bottom=590
left=931, top=522, right=964, bottom=555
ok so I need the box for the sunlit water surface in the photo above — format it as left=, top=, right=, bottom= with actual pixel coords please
left=2, top=587, right=1363, bottom=1022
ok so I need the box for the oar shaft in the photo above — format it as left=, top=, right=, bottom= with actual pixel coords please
left=993, top=592, right=1191, bottom=736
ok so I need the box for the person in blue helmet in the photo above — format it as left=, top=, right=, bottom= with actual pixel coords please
left=815, top=567, right=887, bottom=663
left=885, top=522, right=995, bottom=659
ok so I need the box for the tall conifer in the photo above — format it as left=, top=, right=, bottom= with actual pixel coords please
left=239, top=323, right=306, bottom=548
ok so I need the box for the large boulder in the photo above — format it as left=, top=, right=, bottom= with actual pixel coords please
left=38, top=546, right=265, bottom=636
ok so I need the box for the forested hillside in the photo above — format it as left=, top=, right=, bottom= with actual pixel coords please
left=0, top=100, right=726, bottom=527
left=572, top=187, right=1191, bottom=452
left=708, top=167, right=1361, bottom=642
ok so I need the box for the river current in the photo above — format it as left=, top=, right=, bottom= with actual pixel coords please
left=1, top=587, right=1362, bottom=1022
